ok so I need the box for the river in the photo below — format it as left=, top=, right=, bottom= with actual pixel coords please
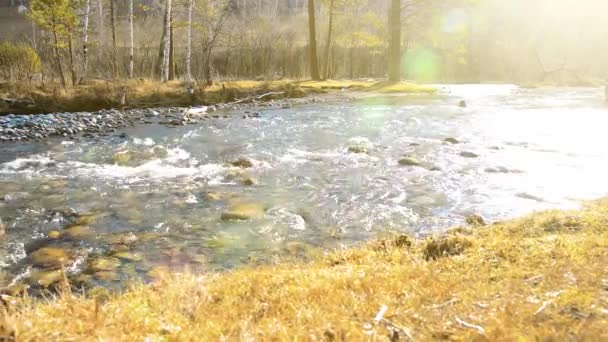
left=1, top=85, right=607, bottom=291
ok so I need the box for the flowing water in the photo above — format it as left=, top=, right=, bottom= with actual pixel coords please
left=1, top=85, right=608, bottom=291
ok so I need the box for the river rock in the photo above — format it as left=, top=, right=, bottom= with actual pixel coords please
left=443, top=137, right=460, bottom=144
left=0, top=219, right=5, bottom=238
left=398, top=157, right=422, bottom=167
left=112, top=151, right=132, bottom=166
left=112, top=252, right=143, bottom=262
left=348, top=146, right=368, bottom=154
left=30, top=247, right=72, bottom=268
left=231, top=157, right=254, bottom=168
left=47, top=230, right=61, bottom=239
left=93, top=271, right=120, bottom=282
left=459, top=151, right=479, bottom=158
left=221, top=203, right=265, bottom=221
left=62, top=225, right=95, bottom=241
left=87, top=257, right=121, bottom=272
left=465, top=214, right=486, bottom=226
left=30, top=269, right=64, bottom=287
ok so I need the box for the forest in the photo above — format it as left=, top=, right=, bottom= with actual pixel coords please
left=2, top=0, right=608, bottom=90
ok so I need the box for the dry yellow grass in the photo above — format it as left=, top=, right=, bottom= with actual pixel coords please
left=1, top=199, right=607, bottom=340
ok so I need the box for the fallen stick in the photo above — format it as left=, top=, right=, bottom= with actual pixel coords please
left=455, top=316, right=485, bottom=335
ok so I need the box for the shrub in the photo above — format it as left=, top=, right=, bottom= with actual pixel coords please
left=0, top=41, right=41, bottom=83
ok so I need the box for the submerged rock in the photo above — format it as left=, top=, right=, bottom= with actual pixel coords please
left=348, top=146, right=368, bottom=154
left=87, top=257, right=121, bottom=272
left=61, top=225, right=95, bottom=241
left=398, top=157, right=422, bottom=167
left=221, top=203, right=265, bottom=221
left=93, top=271, right=120, bottom=282
left=30, top=247, right=72, bottom=268
left=459, top=151, right=479, bottom=158
left=112, top=252, right=143, bottom=262
left=0, top=218, right=5, bottom=238
left=30, top=269, right=64, bottom=287
left=112, top=151, right=132, bottom=166
left=465, top=214, right=487, bottom=227
left=231, top=157, right=254, bottom=168
left=443, top=137, right=460, bottom=144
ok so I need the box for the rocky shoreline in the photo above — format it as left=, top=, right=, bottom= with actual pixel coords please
left=0, top=95, right=333, bottom=142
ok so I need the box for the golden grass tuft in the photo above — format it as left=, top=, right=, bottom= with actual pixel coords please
left=1, top=200, right=607, bottom=340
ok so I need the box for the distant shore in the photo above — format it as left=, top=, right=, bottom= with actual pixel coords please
left=0, top=79, right=436, bottom=142
left=1, top=198, right=606, bottom=340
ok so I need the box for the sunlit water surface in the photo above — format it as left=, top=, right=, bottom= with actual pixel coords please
left=1, top=85, right=607, bottom=290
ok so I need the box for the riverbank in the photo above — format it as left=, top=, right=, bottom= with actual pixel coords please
left=0, top=79, right=436, bottom=141
left=1, top=199, right=606, bottom=340
left=0, top=79, right=436, bottom=115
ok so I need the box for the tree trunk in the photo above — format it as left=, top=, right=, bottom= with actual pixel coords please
left=169, top=9, right=175, bottom=81
left=68, top=29, right=78, bottom=86
left=98, top=0, right=104, bottom=60
left=388, top=0, right=401, bottom=82
left=185, top=0, right=194, bottom=83
left=160, top=0, right=172, bottom=82
left=307, top=0, right=320, bottom=81
left=128, top=0, right=134, bottom=78
left=322, top=0, right=334, bottom=80
left=51, top=24, right=67, bottom=88
left=110, top=0, right=118, bottom=78
left=81, top=0, right=90, bottom=82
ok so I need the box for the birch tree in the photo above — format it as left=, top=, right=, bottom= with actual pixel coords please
left=185, top=0, right=194, bottom=83
left=81, top=0, right=90, bottom=81
left=160, top=0, right=172, bottom=82
left=322, top=0, right=335, bottom=79
left=128, top=0, right=134, bottom=78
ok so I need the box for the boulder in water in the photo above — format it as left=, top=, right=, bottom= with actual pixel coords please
left=443, top=137, right=460, bottom=144
left=221, top=203, right=265, bottom=221
left=61, top=225, right=95, bottom=241
left=348, top=146, right=368, bottom=154
left=398, top=157, right=422, bottom=167
left=112, top=151, right=132, bottom=166
left=458, top=100, right=467, bottom=107
left=87, top=257, right=121, bottom=272
left=30, top=269, right=64, bottom=287
left=30, top=247, right=72, bottom=268
left=231, top=157, right=254, bottom=168
left=459, top=151, right=479, bottom=158
left=465, top=214, right=486, bottom=227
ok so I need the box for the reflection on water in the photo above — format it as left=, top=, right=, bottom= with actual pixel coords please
left=1, top=85, right=607, bottom=291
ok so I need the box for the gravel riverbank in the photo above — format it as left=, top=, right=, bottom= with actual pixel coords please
left=0, top=95, right=333, bottom=142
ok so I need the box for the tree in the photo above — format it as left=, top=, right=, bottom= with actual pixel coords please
left=110, top=0, right=118, bottom=78
left=128, top=0, right=134, bottom=78
left=388, top=0, right=401, bottom=81
left=29, top=0, right=79, bottom=88
left=307, top=0, right=320, bottom=80
left=81, top=0, right=90, bottom=82
left=322, top=0, right=335, bottom=79
left=185, top=0, right=194, bottom=83
left=160, top=0, right=172, bottom=82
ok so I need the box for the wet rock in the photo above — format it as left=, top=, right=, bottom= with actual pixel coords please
left=443, top=137, right=460, bottom=144
left=423, top=235, right=472, bottom=260
left=0, top=218, right=5, bottom=238
left=47, top=230, right=61, bottom=239
left=231, top=157, right=254, bottom=168
left=465, top=214, right=486, bottom=226
left=242, top=176, right=258, bottom=186
left=61, top=225, right=95, bottom=241
left=87, top=257, right=121, bottom=272
left=71, top=273, right=93, bottom=286
left=516, top=192, right=544, bottom=202
left=348, top=146, right=368, bottom=154
left=221, top=203, right=265, bottom=221
left=458, top=100, right=467, bottom=108
left=398, top=157, right=422, bottom=167
left=30, top=269, right=64, bottom=287
left=104, top=232, right=139, bottom=245
left=3, top=192, right=29, bottom=203
left=112, top=150, right=132, bottom=166
left=112, top=252, right=143, bottom=262
left=93, top=271, right=120, bottom=282
left=30, top=247, right=72, bottom=268
left=459, top=151, right=479, bottom=158
left=205, top=192, right=224, bottom=201
left=484, top=167, right=524, bottom=174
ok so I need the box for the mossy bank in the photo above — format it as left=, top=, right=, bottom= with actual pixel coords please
left=1, top=199, right=607, bottom=340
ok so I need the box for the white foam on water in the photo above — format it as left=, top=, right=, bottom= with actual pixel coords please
left=133, top=137, right=156, bottom=146
left=0, top=156, right=56, bottom=173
